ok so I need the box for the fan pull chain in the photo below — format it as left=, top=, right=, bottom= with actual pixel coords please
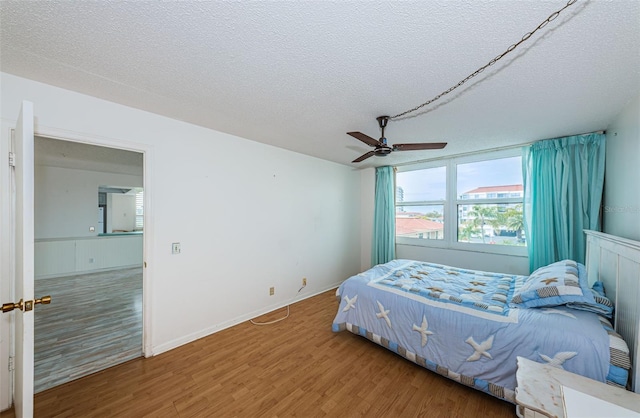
left=389, top=0, right=578, bottom=120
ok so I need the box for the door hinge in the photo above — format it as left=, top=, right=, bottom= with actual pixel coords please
left=8, top=356, right=14, bottom=371
left=8, top=152, right=15, bottom=167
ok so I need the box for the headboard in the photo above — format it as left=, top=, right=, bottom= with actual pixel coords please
left=585, top=230, right=640, bottom=393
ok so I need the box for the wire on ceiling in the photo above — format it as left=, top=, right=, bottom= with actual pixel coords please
left=390, top=0, right=579, bottom=121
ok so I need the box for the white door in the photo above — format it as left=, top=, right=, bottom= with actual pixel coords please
left=10, top=100, right=35, bottom=417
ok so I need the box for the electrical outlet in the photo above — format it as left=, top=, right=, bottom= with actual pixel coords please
left=302, top=277, right=307, bottom=286
left=269, top=287, right=275, bottom=296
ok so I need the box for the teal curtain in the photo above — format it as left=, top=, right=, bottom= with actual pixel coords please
left=371, top=166, right=396, bottom=266
left=523, top=133, right=606, bottom=272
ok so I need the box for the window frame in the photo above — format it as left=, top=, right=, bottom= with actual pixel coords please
left=395, top=161, right=448, bottom=246
left=395, top=148, right=526, bottom=257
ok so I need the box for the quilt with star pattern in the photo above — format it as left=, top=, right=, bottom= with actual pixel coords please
left=331, top=259, right=630, bottom=403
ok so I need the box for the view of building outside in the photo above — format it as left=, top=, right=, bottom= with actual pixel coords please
left=457, top=185, right=525, bottom=246
left=396, top=204, right=444, bottom=240
left=395, top=155, right=526, bottom=247
left=457, top=157, right=525, bottom=246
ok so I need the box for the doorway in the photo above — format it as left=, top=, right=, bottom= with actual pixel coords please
left=33, top=136, right=144, bottom=392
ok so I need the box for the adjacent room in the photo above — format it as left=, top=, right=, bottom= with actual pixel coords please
left=1, top=0, right=639, bottom=417
left=32, top=137, right=144, bottom=393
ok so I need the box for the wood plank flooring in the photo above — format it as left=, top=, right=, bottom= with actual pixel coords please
left=33, top=267, right=143, bottom=393
left=2, top=288, right=514, bottom=417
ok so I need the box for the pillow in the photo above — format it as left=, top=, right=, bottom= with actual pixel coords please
left=510, top=260, right=595, bottom=309
left=566, top=281, right=614, bottom=318
left=592, top=281, right=606, bottom=296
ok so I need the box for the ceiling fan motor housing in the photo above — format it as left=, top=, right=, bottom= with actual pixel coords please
left=347, top=115, right=446, bottom=162
left=374, top=146, right=392, bottom=156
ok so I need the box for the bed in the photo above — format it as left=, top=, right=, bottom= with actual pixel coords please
left=331, top=231, right=639, bottom=403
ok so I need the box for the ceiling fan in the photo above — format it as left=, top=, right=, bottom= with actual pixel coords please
left=347, top=116, right=447, bottom=163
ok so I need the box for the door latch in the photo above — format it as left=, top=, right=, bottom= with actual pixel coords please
left=2, top=295, right=51, bottom=313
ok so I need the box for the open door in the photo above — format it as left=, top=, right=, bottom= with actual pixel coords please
left=1, top=101, right=36, bottom=417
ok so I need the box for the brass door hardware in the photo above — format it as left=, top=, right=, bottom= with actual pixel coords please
left=2, top=295, right=51, bottom=313
left=35, top=295, right=52, bottom=306
left=2, top=299, right=24, bottom=313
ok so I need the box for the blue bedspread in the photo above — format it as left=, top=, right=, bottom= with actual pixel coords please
left=332, top=260, right=619, bottom=402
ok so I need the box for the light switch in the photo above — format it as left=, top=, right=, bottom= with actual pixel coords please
left=172, top=242, right=181, bottom=254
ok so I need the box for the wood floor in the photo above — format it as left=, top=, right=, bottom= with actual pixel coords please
left=34, top=267, right=143, bottom=393
left=2, top=288, right=514, bottom=417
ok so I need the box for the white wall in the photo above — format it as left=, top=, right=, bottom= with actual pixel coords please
left=603, top=94, right=640, bottom=241
left=35, top=165, right=142, bottom=239
left=35, top=235, right=143, bottom=278
left=396, top=245, right=529, bottom=275
left=0, top=73, right=363, bottom=407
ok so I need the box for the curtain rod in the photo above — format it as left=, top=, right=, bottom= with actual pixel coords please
left=393, top=130, right=606, bottom=168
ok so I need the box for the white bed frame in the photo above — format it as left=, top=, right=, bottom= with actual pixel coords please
left=585, top=230, right=640, bottom=393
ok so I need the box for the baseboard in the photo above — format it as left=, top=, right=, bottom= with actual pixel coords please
left=151, top=282, right=342, bottom=356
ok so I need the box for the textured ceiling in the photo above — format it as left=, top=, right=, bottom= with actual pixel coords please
left=2, top=1, right=639, bottom=168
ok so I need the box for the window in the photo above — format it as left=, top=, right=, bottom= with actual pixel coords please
left=396, top=150, right=525, bottom=255
left=98, top=186, right=143, bottom=234
left=395, top=166, right=445, bottom=240
left=135, top=190, right=144, bottom=230
left=456, top=156, right=524, bottom=247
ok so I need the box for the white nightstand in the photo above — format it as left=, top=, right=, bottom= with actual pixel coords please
left=515, top=356, right=640, bottom=418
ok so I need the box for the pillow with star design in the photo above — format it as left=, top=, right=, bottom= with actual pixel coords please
left=509, top=259, right=599, bottom=310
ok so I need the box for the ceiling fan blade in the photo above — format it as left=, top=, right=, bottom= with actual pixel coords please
left=347, top=131, right=382, bottom=147
left=352, top=150, right=376, bottom=163
left=393, top=142, right=447, bottom=151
